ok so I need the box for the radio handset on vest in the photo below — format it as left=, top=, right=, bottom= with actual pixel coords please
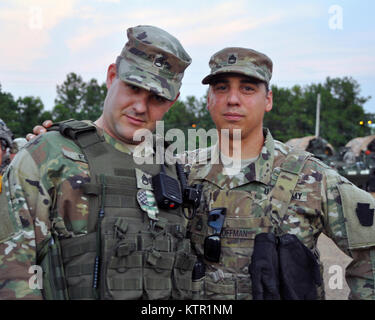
left=176, top=162, right=203, bottom=220
left=152, top=164, right=183, bottom=209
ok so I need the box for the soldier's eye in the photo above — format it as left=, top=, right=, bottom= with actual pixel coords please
left=152, top=95, right=167, bottom=104
left=129, top=84, right=140, bottom=92
left=213, top=83, right=228, bottom=92
left=242, top=85, right=255, bottom=92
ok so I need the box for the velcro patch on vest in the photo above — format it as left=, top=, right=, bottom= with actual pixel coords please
left=220, top=228, right=253, bottom=239
left=137, top=189, right=159, bottom=220
left=135, top=168, right=153, bottom=191
left=292, top=191, right=307, bottom=202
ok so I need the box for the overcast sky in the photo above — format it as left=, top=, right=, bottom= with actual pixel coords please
left=0, top=0, right=374, bottom=114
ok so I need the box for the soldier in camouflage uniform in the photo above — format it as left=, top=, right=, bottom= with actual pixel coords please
left=0, top=25, right=196, bottom=300
left=0, top=119, right=14, bottom=175
left=186, top=47, right=375, bottom=300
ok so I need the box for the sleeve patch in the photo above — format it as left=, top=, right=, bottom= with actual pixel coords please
left=338, top=182, right=375, bottom=249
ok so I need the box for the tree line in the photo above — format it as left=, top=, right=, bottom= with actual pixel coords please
left=0, top=73, right=372, bottom=148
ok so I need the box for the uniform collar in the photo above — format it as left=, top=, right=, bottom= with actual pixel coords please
left=192, top=128, right=275, bottom=189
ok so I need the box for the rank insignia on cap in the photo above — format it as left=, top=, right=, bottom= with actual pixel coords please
left=137, top=189, right=159, bottom=221
left=154, top=54, right=165, bottom=68
left=142, top=174, right=150, bottom=186
left=228, top=54, right=237, bottom=64
left=356, top=202, right=374, bottom=226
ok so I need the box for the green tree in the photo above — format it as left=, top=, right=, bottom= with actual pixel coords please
left=163, top=99, right=196, bottom=131
left=185, top=94, right=215, bottom=131
left=52, top=73, right=107, bottom=122
left=17, top=96, right=45, bottom=136
left=320, top=77, right=371, bottom=146
left=0, top=84, right=19, bottom=136
left=80, top=79, right=107, bottom=121
left=53, top=73, right=85, bottom=121
left=264, top=77, right=371, bottom=147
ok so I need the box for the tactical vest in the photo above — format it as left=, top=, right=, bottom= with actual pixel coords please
left=189, top=149, right=325, bottom=300
left=39, top=120, right=196, bottom=300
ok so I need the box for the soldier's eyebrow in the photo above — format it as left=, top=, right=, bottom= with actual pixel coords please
left=210, top=79, right=229, bottom=85
left=240, top=79, right=260, bottom=86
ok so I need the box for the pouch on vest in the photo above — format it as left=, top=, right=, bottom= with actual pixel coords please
left=278, top=233, right=322, bottom=299
left=249, top=232, right=280, bottom=300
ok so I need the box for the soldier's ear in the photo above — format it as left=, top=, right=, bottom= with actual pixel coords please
left=265, top=90, right=273, bottom=113
left=106, top=64, right=117, bottom=89
left=207, top=87, right=212, bottom=110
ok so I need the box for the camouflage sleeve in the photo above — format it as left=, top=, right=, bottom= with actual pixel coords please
left=0, top=149, right=47, bottom=299
left=321, top=168, right=375, bottom=300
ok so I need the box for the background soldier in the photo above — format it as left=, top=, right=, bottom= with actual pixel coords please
left=0, top=25, right=196, bottom=300
left=0, top=119, right=14, bottom=175
left=187, top=47, right=375, bottom=300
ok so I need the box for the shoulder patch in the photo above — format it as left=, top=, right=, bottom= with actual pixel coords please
left=61, top=148, right=87, bottom=163
left=337, top=181, right=375, bottom=249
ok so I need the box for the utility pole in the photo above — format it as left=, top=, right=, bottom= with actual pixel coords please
left=315, top=93, right=321, bottom=137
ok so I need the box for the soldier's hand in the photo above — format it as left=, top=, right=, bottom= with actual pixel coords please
left=26, top=120, right=53, bottom=141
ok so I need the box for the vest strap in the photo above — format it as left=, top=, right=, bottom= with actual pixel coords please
left=269, top=150, right=311, bottom=233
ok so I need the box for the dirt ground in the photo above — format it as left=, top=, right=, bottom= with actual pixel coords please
left=317, top=233, right=352, bottom=300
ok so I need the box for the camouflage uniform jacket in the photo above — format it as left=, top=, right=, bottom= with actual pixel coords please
left=0, top=125, right=160, bottom=299
left=187, top=129, right=375, bottom=300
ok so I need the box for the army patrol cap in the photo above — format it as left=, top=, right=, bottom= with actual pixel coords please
left=202, top=47, right=273, bottom=85
left=10, top=137, right=27, bottom=154
left=117, top=25, right=192, bottom=101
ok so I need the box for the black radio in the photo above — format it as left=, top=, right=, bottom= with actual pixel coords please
left=152, top=164, right=183, bottom=209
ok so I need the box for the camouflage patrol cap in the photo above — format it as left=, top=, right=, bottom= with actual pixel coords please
left=0, top=118, right=13, bottom=149
left=10, top=137, right=27, bottom=154
left=117, top=25, right=192, bottom=101
left=202, top=47, right=273, bottom=85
